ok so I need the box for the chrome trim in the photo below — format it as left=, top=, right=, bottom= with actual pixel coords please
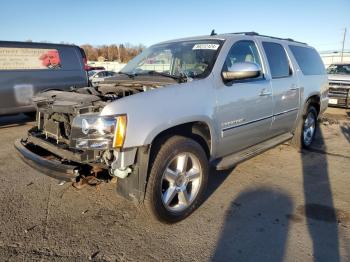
left=273, top=107, right=299, bottom=117
left=222, top=115, right=272, bottom=132
left=222, top=107, right=299, bottom=132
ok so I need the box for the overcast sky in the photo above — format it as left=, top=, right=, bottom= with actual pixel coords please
left=0, top=0, right=349, bottom=51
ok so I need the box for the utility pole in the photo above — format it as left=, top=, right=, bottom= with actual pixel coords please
left=341, top=28, right=347, bottom=62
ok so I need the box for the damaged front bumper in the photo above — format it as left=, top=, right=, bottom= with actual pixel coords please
left=15, top=131, right=151, bottom=203
left=14, top=139, right=80, bottom=182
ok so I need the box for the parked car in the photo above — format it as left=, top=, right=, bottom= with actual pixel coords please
left=88, top=70, right=118, bottom=87
left=86, top=66, right=105, bottom=71
left=15, top=32, right=328, bottom=223
left=327, top=63, right=350, bottom=108
left=0, top=41, right=88, bottom=115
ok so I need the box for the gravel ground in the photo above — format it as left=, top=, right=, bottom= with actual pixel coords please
left=0, top=108, right=349, bottom=262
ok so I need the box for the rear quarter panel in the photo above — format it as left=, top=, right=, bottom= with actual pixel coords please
left=286, top=44, right=329, bottom=117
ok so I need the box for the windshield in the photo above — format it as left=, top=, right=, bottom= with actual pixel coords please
left=327, top=64, right=350, bottom=75
left=121, top=40, right=223, bottom=79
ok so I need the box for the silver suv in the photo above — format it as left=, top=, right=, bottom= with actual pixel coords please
left=15, top=32, right=328, bottom=223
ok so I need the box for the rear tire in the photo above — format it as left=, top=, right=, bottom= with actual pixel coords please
left=291, top=105, right=318, bottom=149
left=143, top=136, right=208, bottom=223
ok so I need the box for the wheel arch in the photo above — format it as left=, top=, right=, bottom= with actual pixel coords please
left=149, top=121, right=212, bottom=161
left=304, top=94, right=321, bottom=116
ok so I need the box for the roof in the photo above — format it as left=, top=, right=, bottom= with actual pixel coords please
left=0, top=40, right=78, bottom=48
left=157, top=31, right=308, bottom=46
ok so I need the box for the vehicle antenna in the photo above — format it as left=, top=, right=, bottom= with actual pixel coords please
left=210, top=29, right=217, bottom=36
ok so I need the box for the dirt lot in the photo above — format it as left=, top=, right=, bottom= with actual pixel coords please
left=0, top=108, right=349, bottom=262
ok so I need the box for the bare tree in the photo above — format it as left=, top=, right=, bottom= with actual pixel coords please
left=80, top=43, right=144, bottom=62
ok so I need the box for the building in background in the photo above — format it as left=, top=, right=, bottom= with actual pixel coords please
left=87, top=61, right=126, bottom=72
left=320, top=50, right=350, bottom=67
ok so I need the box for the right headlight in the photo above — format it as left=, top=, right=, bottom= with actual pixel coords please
left=70, top=114, right=127, bottom=150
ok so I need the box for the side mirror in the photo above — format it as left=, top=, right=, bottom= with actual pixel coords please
left=222, top=62, right=262, bottom=81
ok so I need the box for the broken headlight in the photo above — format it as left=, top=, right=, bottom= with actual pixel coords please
left=70, top=114, right=127, bottom=150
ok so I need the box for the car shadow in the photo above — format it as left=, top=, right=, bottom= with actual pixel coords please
left=212, top=122, right=342, bottom=261
left=340, top=122, right=350, bottom=143
left=0, top=113, right=34, bottom=129
left=212, top=187, right=293, bottom=261
left=301, top=124, right=341, bottom=261
left=203, top=167, right=234, bottom=203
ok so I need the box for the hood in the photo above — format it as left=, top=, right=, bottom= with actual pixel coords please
left=328, top=74, right=350, bottom=83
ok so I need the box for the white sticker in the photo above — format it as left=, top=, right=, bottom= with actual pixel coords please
left=328, top=98, right=338, bottom=104
left=192, top=44, right=219, bottom=50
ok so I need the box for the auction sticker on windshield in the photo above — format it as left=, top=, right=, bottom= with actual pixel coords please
left=192, top=44, right=219, bottom=50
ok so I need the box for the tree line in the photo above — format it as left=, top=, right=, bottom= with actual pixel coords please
left=80, top=44, right=145, bottom=62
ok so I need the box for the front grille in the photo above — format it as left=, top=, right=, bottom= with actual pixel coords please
left=37, top=111, right=73, bottom=144
left=328, top=83, right=349, bottom=107
left=329, top=87, right=349, bottom=97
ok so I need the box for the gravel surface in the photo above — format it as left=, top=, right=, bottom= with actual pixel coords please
left=0, top=108, right=349, bottom=262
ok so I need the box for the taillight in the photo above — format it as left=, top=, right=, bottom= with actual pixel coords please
left=83, top=57, right=89, bottom=71
left=79, top=47, right=89, bottom=71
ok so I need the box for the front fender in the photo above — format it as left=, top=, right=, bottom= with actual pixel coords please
left=100, top=78, right=218, bottom=152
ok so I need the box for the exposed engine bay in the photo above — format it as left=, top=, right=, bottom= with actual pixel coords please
left=35, top=79, right=171, bottom=115
left=16, top=79, right=173, bottom=190
left=32, top=79, right=173, bottom=145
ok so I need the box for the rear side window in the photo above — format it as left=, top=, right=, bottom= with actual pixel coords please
left=289, top=45, right=325, bottom=75
left=262, top=42, right=291, bottom=78
left=58, top=47, right=82, bottom=70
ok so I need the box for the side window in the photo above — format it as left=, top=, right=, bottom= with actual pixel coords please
left=262, top=42, right=291, bottom=78
left=289, top=45, right=325, bottom=75
left=224, top=40, right=262, bottom=70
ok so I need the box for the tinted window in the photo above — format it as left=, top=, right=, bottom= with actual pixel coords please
left=262, top=42, right=291, bottom=78
left=224, top=40, right=262, bottom=70
left=289, top=45, right=325, bottom=75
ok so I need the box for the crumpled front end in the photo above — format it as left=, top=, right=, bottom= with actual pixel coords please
left=15, top=88, right=150, bottom=202
left=14, top=90, right=111, bottom=182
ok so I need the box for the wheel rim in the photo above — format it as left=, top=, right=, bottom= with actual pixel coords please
left=303, top=112, right=316, bottom=146
left=160, top=152, right=202, bottom=212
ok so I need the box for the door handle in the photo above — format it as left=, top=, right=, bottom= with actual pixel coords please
left=289, top=84, right=299, bottom=90
left=259, top=89, right=272, bottom=96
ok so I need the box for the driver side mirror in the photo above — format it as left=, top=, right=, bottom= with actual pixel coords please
left=222, top=62, right=262, bottom=81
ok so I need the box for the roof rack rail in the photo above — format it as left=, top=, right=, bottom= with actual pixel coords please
left=230, top=32, right=307, bottom=45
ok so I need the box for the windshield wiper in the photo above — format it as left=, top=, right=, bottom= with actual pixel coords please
left=144, top=70, right=188, bottom=83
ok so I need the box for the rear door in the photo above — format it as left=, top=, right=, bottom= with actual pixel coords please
left=215, top=40, right=273, bottom=157
left=261, top=41, right=300, bottom=135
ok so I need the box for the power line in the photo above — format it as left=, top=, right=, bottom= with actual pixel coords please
left=341, top=28, right=347, bottom=62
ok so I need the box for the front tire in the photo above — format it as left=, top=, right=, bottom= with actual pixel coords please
left=144, top=136, right=208, bottom=223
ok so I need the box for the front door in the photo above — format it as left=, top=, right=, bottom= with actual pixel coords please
left=215, top=40, right=273, bottom=157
